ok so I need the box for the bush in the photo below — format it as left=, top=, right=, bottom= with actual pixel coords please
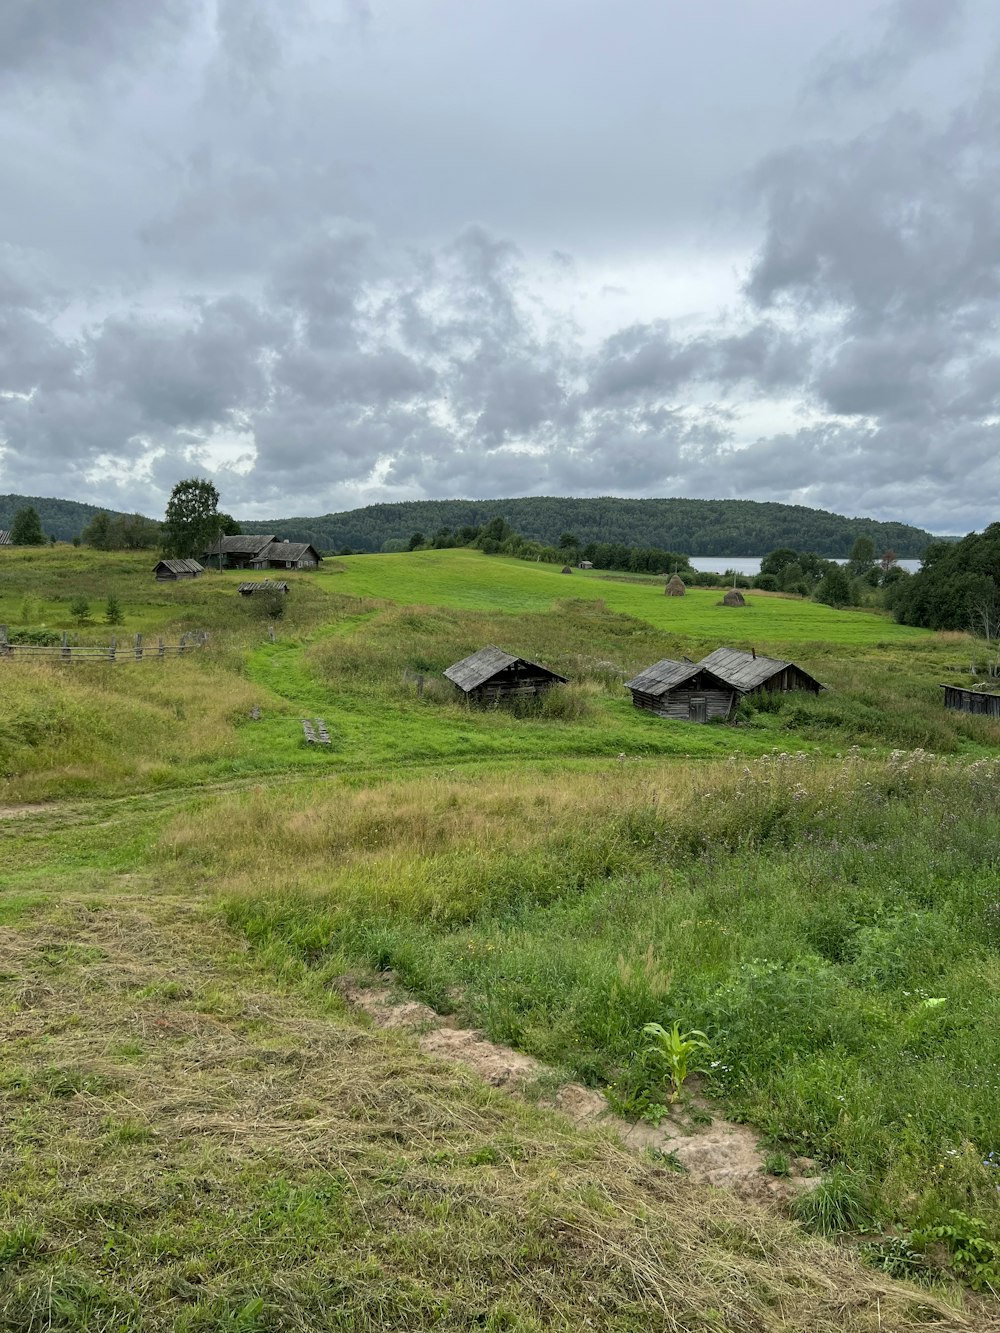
left=792, top=1167, right=876, bottom=1236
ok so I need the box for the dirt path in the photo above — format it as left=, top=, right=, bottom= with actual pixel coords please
left=337, top=974, right=818, bottom=1201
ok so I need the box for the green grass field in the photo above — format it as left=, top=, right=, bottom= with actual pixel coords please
left=2, top=545, right=1000, bottom=1326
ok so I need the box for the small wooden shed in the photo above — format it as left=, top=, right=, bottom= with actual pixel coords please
left=941, top=684, right=1000, bottom=718
left=238, top=580, right=289, bottom=597
left=722, top=588, right=747, bottom=607
left=578, top=560, right=594, bottom=569
left=625, top=660, right=736, bottom=722
left=444, top=646, right=567, bottom=704
left=697, top=647, right=822, bottom=695
left=665, top=574, right=686, bottom=596
left=154, top=558, right=204, bottom=581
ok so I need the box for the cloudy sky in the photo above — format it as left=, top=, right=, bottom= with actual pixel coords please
left=2, top=0, right=999, bottom=530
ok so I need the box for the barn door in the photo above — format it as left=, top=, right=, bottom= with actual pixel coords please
left=689, top=696, right=707, bottom=723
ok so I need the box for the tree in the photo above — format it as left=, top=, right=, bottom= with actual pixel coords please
left=558, top=532, right=578, bottom=550
left=162, top=478, right=221, bottom=558
left=69, top=595, right=90, bottom=625
left=880, top=548, right=898, bottom=573
left=10, top=506, right=44, bottom=545
left=815, top=565, right=856, bottom=608
left=105, top=592, right=124, bottom=626
left=82, top=511, right=114, bottom=549
left=760, top=547, right=800, bottom=578
left=847, top=535, right=876, bottom=576
left=407, top=532, right=426, bottom=550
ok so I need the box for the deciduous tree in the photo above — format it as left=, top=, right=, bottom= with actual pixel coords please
left=162, top=478, right=221, bottom=558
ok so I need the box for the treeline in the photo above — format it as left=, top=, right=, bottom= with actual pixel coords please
left=402, top=517, right=691, bottom=576
left=0, top=494, right=136, bottom=543
left=245, top=496, right=936, bottom=558
left=890, top=524, right=1000, bottom=632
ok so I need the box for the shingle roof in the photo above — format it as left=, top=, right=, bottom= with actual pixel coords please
left=255, top=541, right=321, bottom=563
left=155, top=558, right=204, bottom=574
left=624, top=659, right=734, bottom=697
left=238, top=580, right=289, bottom=593
left=697, top=647, right=823, bottom=692
left=204, top=533, right=275, bottom=557
left=444, top=645, right=567, bottom=692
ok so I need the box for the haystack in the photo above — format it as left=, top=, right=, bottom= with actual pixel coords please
left=665, top=574, right=686, bottom=597
left=722, top=588, right=747, bottom=607
left=561, top=565, right=573, bottom=574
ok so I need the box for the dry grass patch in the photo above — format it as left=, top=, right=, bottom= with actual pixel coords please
left=0, top=896, right=978, bottom=1331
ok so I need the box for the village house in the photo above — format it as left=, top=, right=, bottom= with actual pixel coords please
left=251, top=540, right=323, bottom=570
left=444, top=646, right=567, bottom=704
left=153, top=558, right=204, bottom=581
left=697, top=647, right=823, bottom=695
left=625, top=659, right=736, bottom=722
left=202, top=535, right=323, bottom=571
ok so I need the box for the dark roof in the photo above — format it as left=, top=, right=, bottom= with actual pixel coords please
left=255, top=540, right=322, bottom=563
left=625, top=659, right=733, bottom=697
left=238, top=580, right=289, bottom=593
left=154, top=558, right=204, bottom=575
left=204, top=533, right=274, bottom=557
left=697, top=647, right=823, bottom=692
left=444, top=645, right=568, bottom=692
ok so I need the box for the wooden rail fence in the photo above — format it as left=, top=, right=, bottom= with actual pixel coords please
left=0, top=628, right=207, bottom=662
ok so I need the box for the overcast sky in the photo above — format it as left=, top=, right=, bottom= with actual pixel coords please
left=2, top=0, right=999, bottom=531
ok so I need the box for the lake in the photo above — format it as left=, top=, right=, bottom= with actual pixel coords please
left=689, top=557, right=923, bottom=575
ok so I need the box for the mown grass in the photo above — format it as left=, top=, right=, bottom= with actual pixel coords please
left=178, top=751, right=1000, bottom=1285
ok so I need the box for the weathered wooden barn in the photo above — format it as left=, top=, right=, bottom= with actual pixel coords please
left=941, top=683, right=1000, bottom=718
left=665, top=574, right=686, bottom=596
left=203, top=534, right=275, bottom=569
left=444, top=646, right=568, bottom=704
left=625, top=659, right=736, bottom=722
left=153, top=558, right=204, bottom=581
left=697, top=647, right=822, bottom=695
left=238, top=580, right=289, bottom=597
left=251, top=540, right=323, bottom=570
left=722, top=588, right=747, bottom=607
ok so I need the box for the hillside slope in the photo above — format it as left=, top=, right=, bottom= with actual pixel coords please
left=242, top=496, right=935, bottom=557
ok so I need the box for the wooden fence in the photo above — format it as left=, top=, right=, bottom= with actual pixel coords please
left=0, top=628, right=207, bottom=662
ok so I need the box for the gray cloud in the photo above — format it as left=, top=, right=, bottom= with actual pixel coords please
left=806, top=0, right=967, bottom=100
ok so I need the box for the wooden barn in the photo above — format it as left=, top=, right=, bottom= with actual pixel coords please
left=444, top=646, right=567, bottom=704
left=722, top=588, right=747, bottom=607
left=153, top=558, right=204, bottom=581
left=941, top=683, right=1000, bottom=718
left=625, top=659, right=736, bottom=722
left=203, top=534, right=275, bottom=569
left=238, top=580, right=289, bottom=597
left=697, top=647, right=822, bottom=696
left=665, top=574, right=686, bottom=596
left=578, top=560, right=594, bottom=569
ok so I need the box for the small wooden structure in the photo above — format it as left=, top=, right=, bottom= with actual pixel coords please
left=941, top=684, right=1000, bottom=718
left=665, top=574, right=686, bottom=597
left=698, top=647, right=822, bottom=695
left=444, top=645, right=567, bottom=704
left=203, top=534, right=275, bottom=569
left=561, top=565, right=573, bottom=574
left=251, top=540, right=323, bottom=570
left=578, top=560, right=594, bottom=569
left=625, top=659, right=736, bottom=722
left=238, top=580, right=289, bottom=596
left=722, top=588, right=747, bottom=607
left=302, top=717, right=331, bottom=745
left=154, top=558, right=204, bottom=580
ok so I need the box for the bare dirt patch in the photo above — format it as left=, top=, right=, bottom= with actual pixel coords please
left=335, top=972, right=817, bottom=1201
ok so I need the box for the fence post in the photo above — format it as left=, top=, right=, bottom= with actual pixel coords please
left=158, top=638, right=165, bottom=658
left=268, top=623, right=275, bottom=643
left=62, top=631, right=70, bottom=660
left=134, top=633, right=142, bottom=661
left=0, top=625, right=7, bottom=657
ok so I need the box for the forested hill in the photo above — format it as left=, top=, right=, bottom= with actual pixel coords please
left=0, top=494, right=134, bottom=542
left=243, top=497, right=935, bottom=557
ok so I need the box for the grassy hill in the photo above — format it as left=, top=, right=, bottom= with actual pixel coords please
left=1, top=545, right=999, bottom=1325
left=0, top=494, right=138, bottom=542
left=241, top=496, right=937, bottom=557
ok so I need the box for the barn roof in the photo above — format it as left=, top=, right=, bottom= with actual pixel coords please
left=255, top=540, right=322, bottom=563
left=204, top=533, right=274, bottom=557
left=697, top=647, right=823, bottom=692
left=154, top=558, right=204, bottom=574
left=238, top=580, right=289, bottom=593
left=444, top=645, right=568, bottom=692
left=625, top=659, right=732, bottom=697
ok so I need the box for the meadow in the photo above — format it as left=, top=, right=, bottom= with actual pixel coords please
left=2, top=544, right=1000, bottom=1326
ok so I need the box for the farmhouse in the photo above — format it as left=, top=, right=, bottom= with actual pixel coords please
left=203, top=534, right=275, bottom=569
left=625, top=659, right=736, bottom=722
left=444, top=645, right=568, bottom=704
left=153, top=558, right=204, bottom=580
left=251, top=540, right=322, bottom=570
left=941, top=683, right=1000, bottom=718
left=665, top=574, right=686, bottom=596
left=238, top=580, right=289, bottom=597
left=697, top=647, right=822, bottom=695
